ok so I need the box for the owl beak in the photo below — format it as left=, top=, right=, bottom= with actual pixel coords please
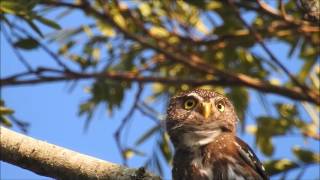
left=200, top=102, right=212, bottom=119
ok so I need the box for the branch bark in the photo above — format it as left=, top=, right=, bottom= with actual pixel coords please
left=0, top=127, right=161, bottom=180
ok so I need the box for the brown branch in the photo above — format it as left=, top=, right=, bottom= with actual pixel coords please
left=1, top=68, right=319, bottom=105
left=0, top=127, right=161, bottom=180
left=7, top=1, right=318, bottom=105
left=302, top=131, right=320, bottom=141
left=228, top=0, right=319, bottom=105
left=235, top=1, right=314, bottom=27
left=39, top=1, right=320, bottom=104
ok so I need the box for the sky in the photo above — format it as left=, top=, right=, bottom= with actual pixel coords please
left=1, top=3, right=319, bottom=180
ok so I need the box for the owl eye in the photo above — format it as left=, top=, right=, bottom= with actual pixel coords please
left=216, top=103, right=225, bottom=112
left=183, top=98, right=197, bottom=110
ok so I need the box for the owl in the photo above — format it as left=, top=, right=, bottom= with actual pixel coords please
left=166, top=89, right=269, bottom=180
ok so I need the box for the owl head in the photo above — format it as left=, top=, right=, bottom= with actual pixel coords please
left=166, top=89, right=239, bottom=148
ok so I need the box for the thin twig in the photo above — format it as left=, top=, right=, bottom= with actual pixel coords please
left=10, top=22, right=70, bottom=71
left=40, top=1, right=320, bottom=105
left=137, top=102, right=162, bottom=125
left=228, top=0, right=316, bottom=102
left=1, top=25, right=33, bottom=72
left=114, top=85, right=143, bottom=165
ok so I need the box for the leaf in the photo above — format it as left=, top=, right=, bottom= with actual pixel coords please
left=97, top=21, right=115, bottom=37
left=13, top=38, right=39, bottom=50
left=113, top=13, right=126, bottom=28
left=276, top=103, right=298, bottom=119
left=0, top=116, right=12, bottom=127
left=0, top=0, right=36, bottom=14
left=263, top=159, right=298, bottom=176
left=139, top=3, right=152, bottom=17
left=298, top=58, right=317, bottom=82
left=123, top=149, right=135, bottom=159
left=246, top=125, right=257, bottom=135
left=36, top=16, right=61, bottom=30
left=123, top=148, right=145, bottom=160
left=293, top=147, right=320, bottom=163
left=135, top=125, right=161, bottom=145
left=0, top=1, right=21, bottom=14
left=58, top=41, right=75, bottom=55
left=258, top=137, right=274, bottom=156
left=195, top=18, right=209, bottom=34
left=149, top=26, right=169, bottom=38
left=159, top=133, right=173, bottom=163
left=0, top=107, right=14, bottom=115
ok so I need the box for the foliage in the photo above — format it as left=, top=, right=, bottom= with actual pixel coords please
left=1, top=0, right=319, bottom=179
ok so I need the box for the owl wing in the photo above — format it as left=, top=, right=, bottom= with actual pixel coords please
left=235, top=137, right=269, bottom=180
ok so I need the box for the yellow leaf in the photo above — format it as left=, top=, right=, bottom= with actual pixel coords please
left=114, top=14, right=126, bottom=29
left=195, top=19, right=209, bottom=34
left=207, top=2, right=222, bottom=10
left=181, top=84, right=189, bottom=91
left=269, top=78, right=281, bottom=85
left=97, top=22, right=115, bottom=37
left=92, top=48, right=100, bottom=60
left=246, top=125, right=257, bottom=134
left=123, top=149, right=134, bottom=159
left=274, top=159, right=294, bottom=170
left=82, top=25, right=93, bottom=37
left=168, top=36, right=179, bottom=44
left=0, top=107, right=14, bottom=115
left=139, top=3, right=151, bottom=17
left=149, top=26, right=169, bottom=38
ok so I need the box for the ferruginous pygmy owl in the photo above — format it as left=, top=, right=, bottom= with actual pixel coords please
left=166, top=89, right=269, bottom=180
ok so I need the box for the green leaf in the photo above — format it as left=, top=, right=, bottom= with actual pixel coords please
left=0, top=1, right=21, bottom=14
left=263, top=159, right=298, bottom=176
left=159, top=133, right=173, bottom=163
left=36, top=16, right=61, bottom=30
left=276, top=103, right=298, bottom=119
left=13, top=38, right=39, bottom=50
left=0, top=116, right=12, bottom=127
left=0, top=107, right=14, bottom=115
left=0, top=0, right=36, bottom=14
left=293, top=147, right=320, bottom=163
left=258, top=137, right=274, bottom=156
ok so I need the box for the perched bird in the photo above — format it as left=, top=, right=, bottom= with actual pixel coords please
left=166, top=89, right=269, bottom=180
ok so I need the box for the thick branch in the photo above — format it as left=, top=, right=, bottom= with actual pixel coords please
left=0, top=127, right=161, bottom=180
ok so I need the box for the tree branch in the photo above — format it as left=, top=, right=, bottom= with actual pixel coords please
left=0, top=126, right=161, bottom=180
left=1, top=68, right=319, bottom=105
left=37, top=1, right=319, bottom=105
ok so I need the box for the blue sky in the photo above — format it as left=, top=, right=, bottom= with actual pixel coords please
left=1, top=3, right=319, bottom=180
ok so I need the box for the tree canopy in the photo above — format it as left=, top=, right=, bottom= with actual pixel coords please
left=1, top=0, right=319, bottom=179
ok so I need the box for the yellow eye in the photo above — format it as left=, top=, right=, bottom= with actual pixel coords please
left=217, top=103, right=225, bottom=112
left=183, top=98, right=197, bottom=110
